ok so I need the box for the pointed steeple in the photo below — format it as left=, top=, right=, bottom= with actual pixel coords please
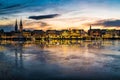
left=19, top=18, right=23, bottom=32
left=15, top=19, right=18, bottom=32
left=90, top=25, right=92, bottom=30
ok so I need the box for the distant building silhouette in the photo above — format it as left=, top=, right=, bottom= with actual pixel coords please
left=90, top=25, right=92, bottom=30
left=15, top=19, right=18, bottom=32
left=19, top=19, right=23, bottom=32
left=88, top=25, right=92, bottom=35
left=88, top=25, right=101, bottom=37
left=0, top=19, right=119, bottom=41
left=14, top=19, right=23, bottom=32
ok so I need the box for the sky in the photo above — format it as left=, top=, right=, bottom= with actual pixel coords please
left=0, top=0, right=120, bottom=31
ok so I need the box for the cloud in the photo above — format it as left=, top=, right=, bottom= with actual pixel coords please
left=0, top=17, right=9, bottom=20
left=40, top=21, right=49, bottom=27
left=28, top=14, right=60, bottom=20
left=4, top=4, right=22, bottom=9
left=0, top=0, right=36, bottom=16
left=92, top=19, right=120, bottom=27
left=0, top=25, right=14, bottom=32
left=24, top=20, right=49, bottom=28
left=0, top=0, right=65, bottom=18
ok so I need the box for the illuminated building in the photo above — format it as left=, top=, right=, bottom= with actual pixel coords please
left=22, top=30, right=32, bottom=38
left=102, top=29, right=120, bottom=38
left=0, top=19, right=120, bottom=41
left=61, top=30, right=70, bottom=38
left=32, top=30, right=45, bottom=40
left=46, top=30, right=60, bottom=38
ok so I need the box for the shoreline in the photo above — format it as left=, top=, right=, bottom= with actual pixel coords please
left=0, top=37, right=120, bottom=41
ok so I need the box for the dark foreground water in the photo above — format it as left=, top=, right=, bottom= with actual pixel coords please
left=0, top=40, right=120, bottom=80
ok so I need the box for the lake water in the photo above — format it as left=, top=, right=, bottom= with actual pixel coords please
left=0, top=40, right=120, bottom=80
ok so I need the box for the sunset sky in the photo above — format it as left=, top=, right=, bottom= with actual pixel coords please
left=0, top=0, right=120, bottom=31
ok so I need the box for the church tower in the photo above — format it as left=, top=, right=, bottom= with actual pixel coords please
left=15, top=19, right=18, bottom=32
left=90, top=25, right=92, bottom=30
left=19, top=19, right=23, bottom=32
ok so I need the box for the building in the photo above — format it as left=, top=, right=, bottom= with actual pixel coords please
left=19, top=19, right=23, bottom=32
left=70, top=29, right=86, bottom=38
left=14, top=19, right=23, bottom=32
left=102, top=29, right=120, bottom=38
left=15, top=19, right=18, bottom=32
left=88, top=25, right=101, bottom=37
left=22, top=30, right=32, bottom=38
left=32, top=30, right=45, bottom=39
left=46, top=30, right=60, bottom=38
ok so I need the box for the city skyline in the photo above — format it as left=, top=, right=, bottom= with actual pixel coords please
left=0, top=0, right=120, bottom=31
left=0, top=1, right=120, bottom=80
left=0, top=18, right=119, bottom=41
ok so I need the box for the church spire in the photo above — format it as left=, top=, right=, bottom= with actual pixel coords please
left=90, top=25, right=92, bottom=30
left=19, top=18, right=23, bottom=32
left=15, top=19, right=18, bottom=32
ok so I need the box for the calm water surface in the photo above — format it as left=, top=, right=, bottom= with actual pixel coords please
left=0, top=40, right=120, bottom=80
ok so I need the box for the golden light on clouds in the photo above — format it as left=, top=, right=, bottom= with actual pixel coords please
left=0, top=0, right=120, bottom=31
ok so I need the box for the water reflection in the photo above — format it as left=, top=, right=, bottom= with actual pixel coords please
left=14, top=42, right=23, bottom=69
left=0, top=40, right=120, bottom=80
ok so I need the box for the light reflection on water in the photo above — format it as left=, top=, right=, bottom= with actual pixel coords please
left=0, top=40, right=120, bottom=80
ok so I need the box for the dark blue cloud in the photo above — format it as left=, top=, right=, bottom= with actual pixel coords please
left=0, top=17, right=9, bottom=20
left=1, top=0, right=120, bottom=20
left=29, top=14, right=59, bottom=20
left=0, top=0, right=31, bottom=16
left=0, top=25, right=14, bottom=32
left=0, top=0, right=70, bottom=18
left=103, top=20, right=120, bottom=27
left=93, top=19, right=120, bottom=27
